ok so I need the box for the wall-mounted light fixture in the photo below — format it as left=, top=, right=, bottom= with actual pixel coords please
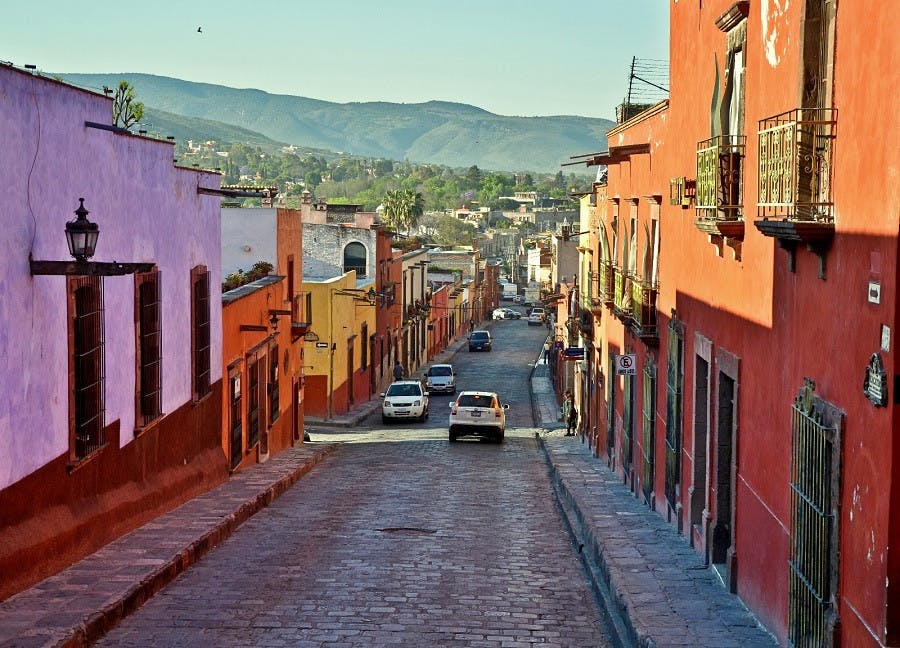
left=65, top=198, right=99, bottom=262
left=268, top=308, right=291, bottom=330
left=30, top=198, right=154, bottom=277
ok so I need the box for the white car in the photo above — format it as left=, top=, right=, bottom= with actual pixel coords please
left=527, top=306, right=546, bottom=326
left=492, top=307, right=522, bottom=320
left=381, top=381, right=429, bottom=423
left=448, top=390, right=509, bottom=443
left=425, top=363, right=456, bottom=393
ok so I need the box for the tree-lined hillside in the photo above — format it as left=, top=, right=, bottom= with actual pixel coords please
left=59, top=73, right=613, bottom=173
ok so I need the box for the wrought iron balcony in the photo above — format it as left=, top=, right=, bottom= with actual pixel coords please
left=597, top=261, right=615, bottom=306
left=755, top=108, right=837, bottom=271
left=578, top=307, right=594, bottom=338
left=631, top=279, right=658, bottom=341
left=613, top=266, right=633, bottom=322
left=695, top=135, right=746, bottom=239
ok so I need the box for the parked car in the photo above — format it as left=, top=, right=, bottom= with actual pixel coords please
left=381, top=380, right=429, bottom=423
left=527, top=306, right=546, bottom=326
left=492, top=307, right=522, bottom=320
left=449, top=390, right=509, bottom=442
left=425, top=363, right=456, bottom=393
left=468, top=330, right=493, bottom=351
left=512, top=295, right=524, bottom=304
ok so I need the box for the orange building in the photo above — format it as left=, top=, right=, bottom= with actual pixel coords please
left=221, top=207, right=305, bottom=471
left=573, top=2, right=900, bottom=645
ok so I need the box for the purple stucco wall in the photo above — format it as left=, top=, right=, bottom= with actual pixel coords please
left=0, top=67, right=222, bottom=487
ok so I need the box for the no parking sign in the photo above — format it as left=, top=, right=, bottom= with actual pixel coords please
left=615, top=354, right=637, bottom=375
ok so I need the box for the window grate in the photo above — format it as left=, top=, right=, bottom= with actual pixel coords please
left=623, top=372, right=634, bottom=483
left=641, top=361, right=656, bottom=506
left=136, top=270, right=162, bottom=427
left=229, top=371, right=243, bottom=468
left=71, top=276, right=105, bottom=459
left=248, top=356, right=261, bottom=448
left=788, top=378, right=839, bottom=648
left=665, top=319, right=684, bottom=511
left=607, top=354, right=616, bottom=466
left=192, top=267, right=211, bottom=400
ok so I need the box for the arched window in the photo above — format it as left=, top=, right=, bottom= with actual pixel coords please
left=343, top=242, right=367, bottom=277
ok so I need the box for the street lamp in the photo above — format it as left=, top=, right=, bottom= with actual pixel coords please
left=65, top=198, right=100, bottom=262
left=30, top=198, right=154, bottom=277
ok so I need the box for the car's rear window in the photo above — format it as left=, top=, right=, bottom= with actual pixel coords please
left=430, top=366, right=452, bottom=376
left=457, top=394, right=496, bottom=408
left=386, top=384, right=422, bottom=397
left=471, top=332, right=489, bottom=340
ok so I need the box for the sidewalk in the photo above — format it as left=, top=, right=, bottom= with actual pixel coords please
left=530, top=360, right=778, bottom=647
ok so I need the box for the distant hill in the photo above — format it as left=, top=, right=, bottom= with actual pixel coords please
left=59, top=73, right=613, bottom=173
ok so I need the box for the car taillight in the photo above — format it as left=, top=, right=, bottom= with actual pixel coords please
left=450, top=408, right=457, bottom=416
left=495, top=410, right=501, bottom=418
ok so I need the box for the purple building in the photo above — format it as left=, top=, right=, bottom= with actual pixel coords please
left=0, top=66, right=227, bottom=600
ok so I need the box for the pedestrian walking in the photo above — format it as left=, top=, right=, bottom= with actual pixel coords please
left=393, top=361, right=404, bottom=381
left=562, top=390, right=578, bottom=436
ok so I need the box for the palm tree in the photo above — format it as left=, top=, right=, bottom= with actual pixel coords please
left=381, top=189, right=424, bottom=236
left=400, top=189, right=425, bottom=236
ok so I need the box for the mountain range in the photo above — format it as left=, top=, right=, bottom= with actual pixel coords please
left=59, top=73, right=613, bottom=173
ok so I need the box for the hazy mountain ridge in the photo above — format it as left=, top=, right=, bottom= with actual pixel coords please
left=60, top=73, right=613, bottom=172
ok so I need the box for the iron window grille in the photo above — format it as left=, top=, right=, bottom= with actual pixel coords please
left=788, top=378, right=842, bottom=648
left=135, top=269, right=162, bottom=429
left=664, top=318, right=685, bottom=514
left=228, top=367, right=243, bottom=469
left=641, top=361, right=657, bottom=508
left=69, top=275, right=105, bottom=460
left=191, top=266, right=211, bottom=401
left=247, top=355, right=261, bottom=449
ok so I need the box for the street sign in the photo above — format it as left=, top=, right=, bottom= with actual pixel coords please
left=615, top=354, right=637, bottom=375
left=563, top=347, right=584, bottom=360
left=315, top=342, right=329, bottom=349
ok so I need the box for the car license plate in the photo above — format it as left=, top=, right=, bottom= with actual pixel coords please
left=470, top=410, right=481, bottom=417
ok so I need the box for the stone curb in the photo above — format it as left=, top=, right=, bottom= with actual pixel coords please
left=0, top=443, right=338, bottom=648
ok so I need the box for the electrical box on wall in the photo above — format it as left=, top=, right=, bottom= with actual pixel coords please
left=868, top=282, right=881, bottom=304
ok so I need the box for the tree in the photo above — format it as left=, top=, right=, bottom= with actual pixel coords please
left=381, top=188, right=425, bottom=236
left=112, top=80, right=144, bottom=130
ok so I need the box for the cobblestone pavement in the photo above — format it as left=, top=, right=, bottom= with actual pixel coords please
left=94, top=435, right=611, bottom=647
left=92, top=317, right=612, bottom=647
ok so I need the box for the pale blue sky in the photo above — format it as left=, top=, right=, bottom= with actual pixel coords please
left=2, top=1, right=669, bottom=119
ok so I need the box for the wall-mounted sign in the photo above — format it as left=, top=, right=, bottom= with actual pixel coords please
left=863, top=353, right=888, bottom=407
left=615, top=354, right=637, bottom=375
left=315, top=342, right=329, bottom=349
left=563, top=347, right=584, bottom=360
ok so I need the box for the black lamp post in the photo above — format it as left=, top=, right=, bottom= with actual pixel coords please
left=30, top=198, right=154, bottom=277
left=65, top=198, right=100, bottom=262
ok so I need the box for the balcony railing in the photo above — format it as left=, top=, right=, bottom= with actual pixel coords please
left=597, top=261, right=615, bottom=305
left=631, top=280, right=658, bottom=340
left=695, top=135, right=746, bottom=239
left=614, top=267, right=633, bottom=321
left=757, top=108, right=837, bottom=222
left=578, top=308, right=594, bottom=338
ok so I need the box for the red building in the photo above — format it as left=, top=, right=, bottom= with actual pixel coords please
left=577, top=2, right=900, bottom=645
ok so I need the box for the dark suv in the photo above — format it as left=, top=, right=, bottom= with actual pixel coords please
left=468, top=330, right=492, bottom=352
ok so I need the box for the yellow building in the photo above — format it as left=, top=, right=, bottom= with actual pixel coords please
left=301, top=272, right=377, bottom=418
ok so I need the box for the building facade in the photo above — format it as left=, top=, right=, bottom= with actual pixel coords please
left=573, top=2, right=900, bottom=645
left=0, top=67, right=226, bottom=599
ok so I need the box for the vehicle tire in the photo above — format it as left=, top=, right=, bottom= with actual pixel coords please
left=449, top=429, right=457, bottom=442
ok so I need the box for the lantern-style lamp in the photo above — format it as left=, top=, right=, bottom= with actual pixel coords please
left=65, top=198, right=99, bottom=262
